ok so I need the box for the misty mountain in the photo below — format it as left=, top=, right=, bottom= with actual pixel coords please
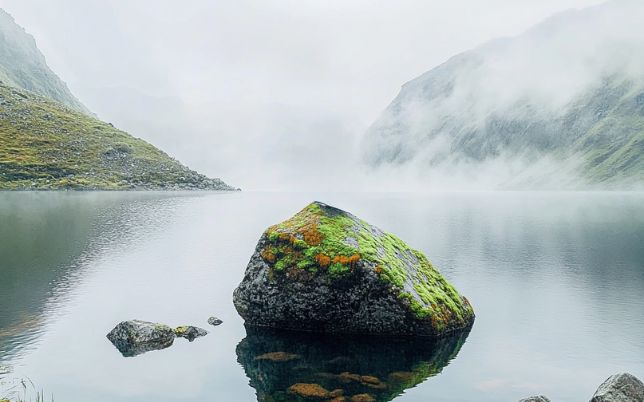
left=0, top=9, right=89, bottom=114
left=0, top=8, right=236, bottom=190
left=0, top=82, right=235, bottom=190
left=362, top=0, right=644, bottom=189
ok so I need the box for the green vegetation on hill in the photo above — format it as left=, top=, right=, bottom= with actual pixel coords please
left=0, top=84, right=235, bottom=190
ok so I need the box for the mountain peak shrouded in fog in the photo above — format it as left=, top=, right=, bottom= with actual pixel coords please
left=362, top=0, right=644, bottom=190
left=0, top=8, right=89, bottom=114
left=0, top=7, right=236, bottom=190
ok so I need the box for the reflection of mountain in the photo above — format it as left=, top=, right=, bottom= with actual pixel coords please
left=236, top=326, right=470, bottom=401
left=0, top=192, right=179, bottom=360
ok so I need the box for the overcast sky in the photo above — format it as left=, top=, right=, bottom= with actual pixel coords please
left=0, top=0, right=606, bottom=190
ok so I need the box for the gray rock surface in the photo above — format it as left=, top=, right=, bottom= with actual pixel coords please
left=208, top=316, right=223, bottom=326
left=519, top=396, right=550, bottom=402
left=106, top=320, right=175, bottom=357
left=174, top=325, right=208, bottom=341
left=591, top=373, right=644, bottom=402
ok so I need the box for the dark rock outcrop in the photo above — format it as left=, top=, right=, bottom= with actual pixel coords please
left=208, top=316, right=223, bottom=326
left=236, top=326, right=470, bottom=402
left=106, top=320, right=176, bottom=357
left=233, top=202, right=474, bottom=337
left=591, top=373, right=644, bottom=402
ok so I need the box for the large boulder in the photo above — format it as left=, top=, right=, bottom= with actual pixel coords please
left=519, top=397, right=550, bottom=402
left=591, top=373, right=644, bottom=402
left=233, top=201, right=474, bottom=337
left=107, top=320, right=176, bottom=357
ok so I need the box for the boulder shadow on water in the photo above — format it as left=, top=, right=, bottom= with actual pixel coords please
left=236, top=326, right=471, bottom=401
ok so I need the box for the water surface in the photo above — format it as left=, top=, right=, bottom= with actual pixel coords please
left=0, top=191, right=643, bottom=401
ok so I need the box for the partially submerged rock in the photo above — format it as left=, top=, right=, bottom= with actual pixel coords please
left=519, top=397, right=550, bottom=402
left=174, top=325, right=208, bottom=341
left=591, top=373, right=644, bottom=402
left=208, top=316, right=223, bottom=326
left=107, top=320, right=176, bottom=357
left=233, top=201, right=474, bottom=337
left=107, top=320, right=209, bottom=356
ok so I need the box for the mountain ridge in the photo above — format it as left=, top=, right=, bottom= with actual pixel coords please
left=362, top=0, right=644, bottom=189
left=0, top=9, right=89, bottom=114
left=0, top=8, right=236, bottom=191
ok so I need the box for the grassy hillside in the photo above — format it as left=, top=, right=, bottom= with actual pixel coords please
left=0, top=83, right=236, bottom=190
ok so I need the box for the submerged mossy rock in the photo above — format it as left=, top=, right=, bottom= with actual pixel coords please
left=233, top=201, right=474, bottom=337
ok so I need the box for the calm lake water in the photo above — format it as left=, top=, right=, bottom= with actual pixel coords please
left=0, top=191, right=643, bottom=401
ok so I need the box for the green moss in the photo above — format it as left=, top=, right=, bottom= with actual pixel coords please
left=174, top=326, right=188, bottom=336
left=260, top=202, right=474, bottom=325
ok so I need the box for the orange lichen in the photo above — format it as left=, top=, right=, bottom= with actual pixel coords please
left=315, top=253, right=331, bottom=267
left=302, top=223, right=323, bottom=245
left=260, top=248, right=276, bottom=263
left=332, top=254, right=361, bottom=266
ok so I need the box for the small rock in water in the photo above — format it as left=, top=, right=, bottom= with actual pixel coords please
left=107, top=320, right=175, bottom=357
left=207, top=316, right=223, bottom=326
left=174, top=326, right=208, bottom=342
left=519, top=397, right=550, bottom=402
left=591, top=373, right=644, bottom=402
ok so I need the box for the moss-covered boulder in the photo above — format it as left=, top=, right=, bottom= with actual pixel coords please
left=233, top=201, right=474, bottom=337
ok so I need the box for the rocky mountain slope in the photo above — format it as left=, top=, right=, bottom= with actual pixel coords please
left=0, top=8, right=235, bottom=190
left=362, top=0, right=644, bottom=189
left=0, top=9, right=88, bottom=114
left=0, top=83, right=235, bottom=190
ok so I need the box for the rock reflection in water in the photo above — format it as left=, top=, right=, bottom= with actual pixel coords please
left=236, top=326, right=470, bottom=401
